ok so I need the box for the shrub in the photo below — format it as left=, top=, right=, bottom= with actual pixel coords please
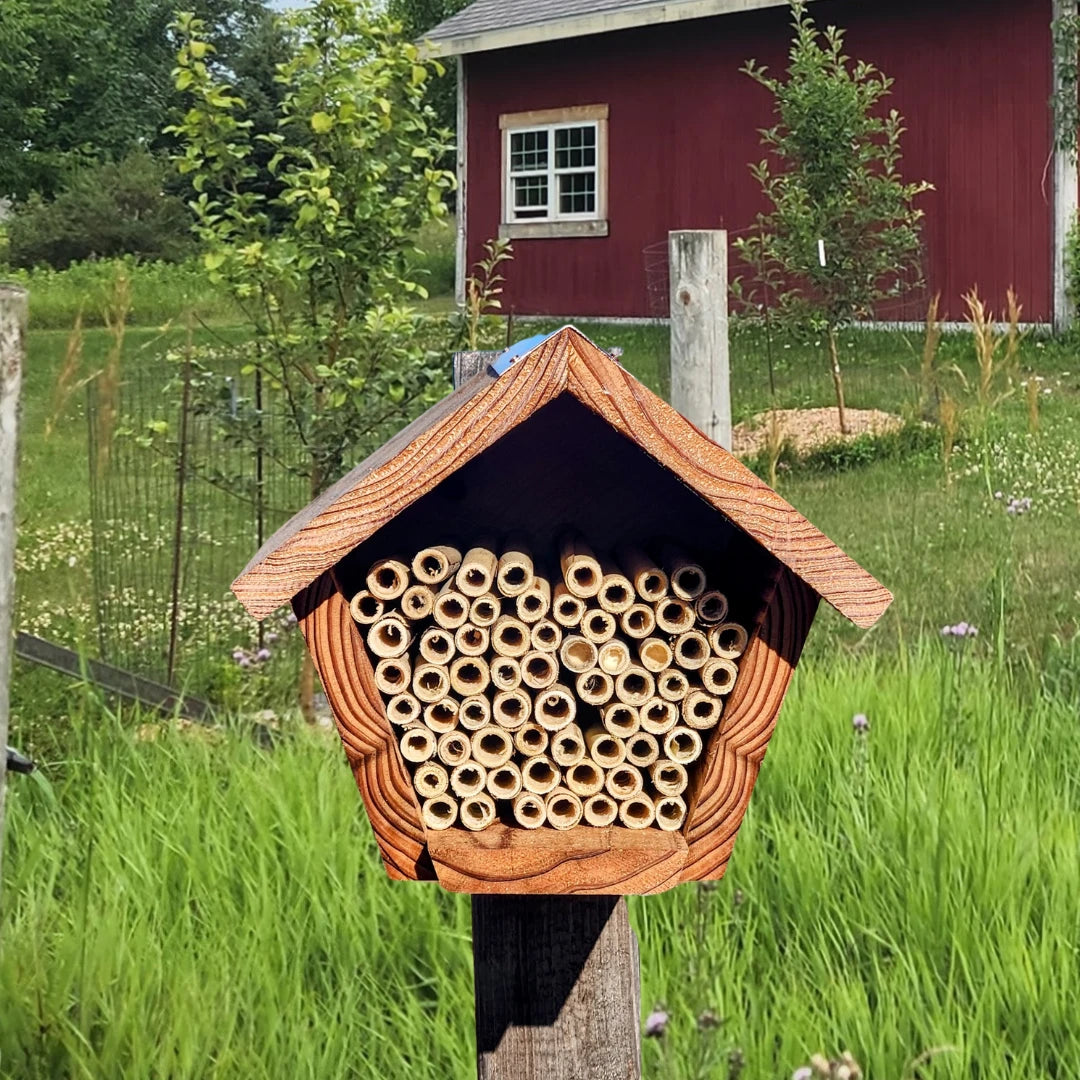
left=1064, top=211, right=1080, bottom=314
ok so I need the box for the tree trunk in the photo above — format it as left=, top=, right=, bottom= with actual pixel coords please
left=827, top=325, right=849, bottom=435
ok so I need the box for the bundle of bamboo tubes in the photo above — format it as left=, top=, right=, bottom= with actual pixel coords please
left=354, top=535, right=748, bottom=831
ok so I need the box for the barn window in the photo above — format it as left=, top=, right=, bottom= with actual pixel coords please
left=499, top=106, right=609, bottom=239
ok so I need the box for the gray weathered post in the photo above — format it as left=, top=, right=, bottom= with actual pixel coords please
left=0, top=285, right=26, bottom=889
left=1052, top=0, right=1078, bottom=333
left=668, top=230, right=731, bottom=450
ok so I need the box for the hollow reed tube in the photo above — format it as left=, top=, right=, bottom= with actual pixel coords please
left=695, top=590, right=729, bottom=625
left=620, top=603, right=656, bottom=640
left=701, top=657, right=739, bottom=696
left=450, top=761, right=488, bottom=798
left=559, top=635, right=597, bottom=674
left=471, top=726, right=514, bottom=768
left=418, top=626, right=455, bottom=666
left=386, top=693, right=421, bottom=727
left=619, top=794, right=656, bottom=830
left=458, top=695, right=491, bottom=731
left=565, top=760, right=605, bottom=797
left=682, top=690, right=724, bottom=730
left=423, top=699, right=460, bottom=734
left=456, top=545, right=498, bottom=598
left=649, top=760, right=689, bottom=797
left=653, top=794, right=687, bottom=832
left=436, top=730, right=471, bottom=767
left=615, top=544, right=668, bottom=603
left=411, top=545, right=462, bottom=586
left=585, top=725, right=626, bottom=769
left=469, top=593, right=500, bottom=628
left=530, top=618, right=562, bottom=654
left=520, top=650, right=558, bottom=690
left=366, top=556, right=409, bottom=601
left=663, top=726, right=704, bottom=764
left=581, top=608, right=617, bottom=644
left=514, top=724, right=549, bottom=758
left=491, top=614, right=530, bottom=658
left=550, top=725, right=587, bottom=768
left=638, top=637, right=673, bottom=673
left=492, top=689, right=531, bottom=730
left=400, top=584, right=435, bottom=622
left=450, top=655, right=490, bottom=697
left=663, top=547, right=706, bottom=601
left=657, top=669, right=691, bottom=702
left=399, top=726, right=436, bottom=763
left=655, top=597, right=695, bottom=635
left=597, top=567, right=635, bottom=614
left=421, top=795, right=458, bottom=831
left=639, top=697, right=679, bottom=735
left=486, top=760, right=523, bottom=801
left=413, top=761, right=449, bottom=799
left=490, top=656, right=522, bottom=692
left=413, top=663, right=451, bottom=704
left=583, top=793, right=619, bottom=827
left=625, top=731, right=660, bottom=768
left=367, top=615, right=411, bottom=658
left=534, top=685, right=577, bottom=731
left=552, top=583, right=587, bottom=627
left=709, top=622, right=749, bottom=660
left=576, top=669, right=614, bottom=707
left=460, top=792, right=497, bottom=831
left=597, top=639, right=631, bottom=676
left=496, top=540, right=534, bottom=598
left=521, top=755, right=561, bottom=795
left=454, top=623, right=490, bottom=657
left=516, top=576, right=551, bottom=624
left=614, top=666, right=655, bottom=707
left=513, top=791, right=547, bottom=829
left=433, top=584, right=470, bottom=630
left=560, top=534, right=603, bottom=598
left=374, top=657, right=411, bottom=696
left=604, top=764, right=644, bottom=801
left=545, top=787, right=584, bottom=831
left=601, top=703, right=640, bottom=739
left=673, top=630, right=710, bottom=671
left=349, top=590, right=384, bottom=625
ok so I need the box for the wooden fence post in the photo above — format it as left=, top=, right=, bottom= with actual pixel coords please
left=0, top=285, right=27, bottom=890
left=668, top=230, right=731, bottom=450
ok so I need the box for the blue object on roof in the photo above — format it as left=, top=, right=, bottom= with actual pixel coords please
left=490, top=332, right=550, bottom=375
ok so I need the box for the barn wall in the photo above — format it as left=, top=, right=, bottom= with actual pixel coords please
left=464, top=0, right=1054, bottom=321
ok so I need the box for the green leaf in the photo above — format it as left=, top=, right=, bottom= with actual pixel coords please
left=310, top=112, right=334, bottom=134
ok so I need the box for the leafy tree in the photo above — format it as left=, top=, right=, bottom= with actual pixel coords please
left=735, top=0, right=932, bottom=432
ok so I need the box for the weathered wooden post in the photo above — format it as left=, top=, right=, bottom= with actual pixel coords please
left=0, top=285, right=27, bottom=887
left=669, top=230, right=731, bottom=449
left=232, top=326, right=890, bottom=1079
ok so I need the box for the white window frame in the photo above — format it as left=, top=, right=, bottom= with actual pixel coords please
left=499, top=105, right=609, bottom=239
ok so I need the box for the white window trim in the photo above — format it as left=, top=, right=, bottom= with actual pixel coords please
left=499, top=105, right=609, bottom=240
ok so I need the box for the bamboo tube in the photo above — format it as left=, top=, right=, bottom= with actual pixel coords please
left=412, top=545, right=462, bottom=586
left=581, top=608, right=617, bottom=644
left=419, top=626, right=455, bottom=665
left=413, top=663, right=451, bottom=704
left=374, top=657, right=411, bottom=696
left=673, top=630, right=710, bottom=671
left=550, top=725, right=587, bottom=768
left=620, top=603, right=656, bottom=640
left=530, top=618, right=562, bottom=654
left=486, top=760, right=523, bottom=801
left=655, top=597, right=695, bottom=635
left=386, top=693, right=421, bottom=726
left=421, top=795, right=458, bottom=831
left=471, top=726, right=514, bottom=768
left=639, top=697, right=679, bottom=735
left=583, top=793, right=618, bottom=827
left=450, top=656, right=490, bottom=697
left=459, top=695, right=491, bottom=731
left=450, top=761, right=488, bottom=798
left=585, top=725, right=626, bottom=768
left=460, top=792, right=497, bottom=831
left=664, top=547, right=707, bottom=601
left=619, top=794, right=656, bottom=830
left=559, top=635, right=597, bottom=674
left=455, top=623, right=490, bottom=657
left=565, top=760, right=604, bottom=797
left=520, top=650, right=558, bottom=690
left=653, top=794, right=687, bottom=832
left=605, top=764, right=644, bottom=801
left=414, top=761, right=449, bottom=798
left=615, top=544, right=669, bottom=603
left=366, top=556, right=410, bottom=600
left=496, top=539, right=534, bottom=597
left=576, top=669, right=614, bottom=707
left=513, top=791, right=547, bottom=829
left=601, top=703, right=640, bottom=738
left=534, top=685, right=577, bottom=731
left=516, top=576, right=551, bottom=624
left=437, top=730, right=471, bottom=766
left=638, top=636, right=673, bottom=673
left=597, top=566, right=635, bottom=614
left=701, top=657, right=739, bottom=696
left=423, top=699, right=460, bottom=734
left=514, top=724, right=549, bottom=758
left=545, top=787, right=584, bottom=831
left=695, top=589, right=729, bottom=625
left=400, top=726, right=436, bottom=763
left=650, top=760, right=689, bottom=797
left=490, top=656, right=522, bottom=692
left=349, top=590, right=384, bottom=625
left=456, top=545, right=498, bottom=597
left=625, top=731, right=660, bottom=768
left=657, top=669, right=691, bottom=702
left=664, top=727, right=704, bottom=765
left=597, top=639, right=631, bottom=676
left=492, top=689, right=531, bottom=730
left=469, top=593, right=500, bottom=628
left=682, top=690, right=723, bottom=730
left=709, top=621, right=749, bottom=660
left=521, top=755, right=561, bottom=795
left=560, top=534, right=603, bottom=598
left=614, top=666, right=655, bottom=707
left=491, top=614, right=530, bottom=658
left=433, top=583, right=470, bottom=630
left=552, top=583, right=587, bottom=627
left=367, top=615, right=411, bottom=658
left=401, top=584, right=435, bottom=621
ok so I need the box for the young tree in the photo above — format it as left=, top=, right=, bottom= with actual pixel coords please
left=735, top=0, right=932, bottom=432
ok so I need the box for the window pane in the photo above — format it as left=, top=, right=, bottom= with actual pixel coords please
left=510, top=129, right=548, bottom=172
left=555, top=125, right=596, bottom=169
left=558, top=172, right=595, bottom=215
left=513, top=174, right=549, bottom=218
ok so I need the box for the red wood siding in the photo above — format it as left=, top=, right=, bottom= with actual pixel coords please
left=465, top=0, right=1054, bottom=320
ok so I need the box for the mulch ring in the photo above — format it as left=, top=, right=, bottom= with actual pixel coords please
left=731, top=407, right=904, bottom=458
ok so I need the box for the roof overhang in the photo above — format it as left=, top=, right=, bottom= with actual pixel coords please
left=424, top=0, right=803, bottom=58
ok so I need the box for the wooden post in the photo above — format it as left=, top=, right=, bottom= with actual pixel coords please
left=0, top=285, right=26, bottom=889
left=668, top=230, right=731, bottom=450
left=1052, top=0, right=1078, bottom=334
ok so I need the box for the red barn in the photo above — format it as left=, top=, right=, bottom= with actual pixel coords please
left=426, top=0, right=1077, bottom=327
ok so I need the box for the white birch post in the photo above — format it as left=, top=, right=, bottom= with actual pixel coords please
left=669, top=230, right=731, bottom=449
left=0, top=285, right=26, bottom=889
left=1052, top=0, right=1078, bottom=333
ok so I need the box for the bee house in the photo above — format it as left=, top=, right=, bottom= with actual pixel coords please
left=232, top=327, right=891, bottom=896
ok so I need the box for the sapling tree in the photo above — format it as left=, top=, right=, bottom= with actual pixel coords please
left=735, top=0, right=932, bottom=432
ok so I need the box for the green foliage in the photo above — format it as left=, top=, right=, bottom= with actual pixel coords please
left=1051, top=10, right=1079, bottom=157
left=1065, top=211, right=1080, bottom=311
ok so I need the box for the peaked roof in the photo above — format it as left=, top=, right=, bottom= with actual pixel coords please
left=424, top=0, right=800, bottom=57
left=232, top=328, right=892, bottom=628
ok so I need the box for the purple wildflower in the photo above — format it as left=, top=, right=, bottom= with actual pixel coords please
left=644, top=1007, right=669, bottom=1038
left=852, top=712, right=869, bottom=734
left=238, top=656, right=251, bottom=669
left=792, top=1069, right=814, bottom=1080
left=266, top=631, right=279, bottom=644
left=255, top=647, right=272, bottom=662
left=232, top=648, right=246, bottom=661
left=1005, top=496, right=1032, bottom=516
left=284, top=611, right=298, bottom=626
left=941, top=622, right=978, bottom=639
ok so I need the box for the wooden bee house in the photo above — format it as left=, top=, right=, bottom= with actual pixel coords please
left=232, top=327, right=891, bottom=897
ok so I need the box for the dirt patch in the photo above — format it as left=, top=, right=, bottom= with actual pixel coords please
left=731, top=407, right=904, bottom=458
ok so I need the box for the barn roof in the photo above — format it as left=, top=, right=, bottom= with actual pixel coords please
left=424, top=0, right=805, bottom=57
left=232, top=327, right=891, bottom=629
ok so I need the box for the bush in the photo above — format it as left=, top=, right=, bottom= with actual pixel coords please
left=1065, top=211, right=1080, bottom=314
left=6, top=152, right=193, bottom=270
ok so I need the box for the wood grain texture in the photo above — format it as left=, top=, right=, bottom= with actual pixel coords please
left=680, top=567, right=818, bottom=884
left=428, top=823, right=686, bottom=895
left=294, top=572, right=435, bottom=881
